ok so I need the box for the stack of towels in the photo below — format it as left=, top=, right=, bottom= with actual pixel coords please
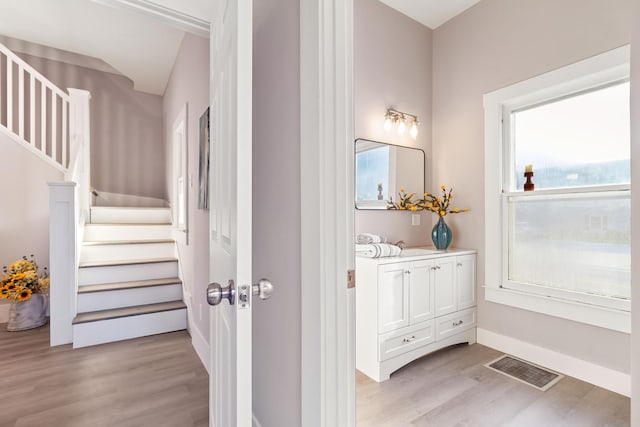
left=355, top=233, right=401, bottom=258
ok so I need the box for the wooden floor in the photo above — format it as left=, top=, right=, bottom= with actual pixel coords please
left=1, top=325, right=630, bottom=426
left=357, top=343, right=630, bottom=427
left=0, top=323, right=208, bottom=427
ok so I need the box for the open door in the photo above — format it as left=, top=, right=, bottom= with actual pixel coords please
left=206, top=0, right=271, bottom=426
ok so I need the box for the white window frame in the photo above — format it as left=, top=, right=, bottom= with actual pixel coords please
left=483, top=45, right=630, bottom=333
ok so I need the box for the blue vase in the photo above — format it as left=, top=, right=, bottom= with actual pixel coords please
left=432, top=216, right=452, bottom=250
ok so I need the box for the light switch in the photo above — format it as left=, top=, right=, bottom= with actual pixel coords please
left=412, top=214, right=420, bottom=226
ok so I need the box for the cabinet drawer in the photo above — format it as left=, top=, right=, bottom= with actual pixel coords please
left=378, top=321, right=435, bottom=362
left=435, top=307, right=476, bottom=341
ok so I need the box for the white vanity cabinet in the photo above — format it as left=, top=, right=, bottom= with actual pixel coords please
left=356, top=249, right=477, bottom=382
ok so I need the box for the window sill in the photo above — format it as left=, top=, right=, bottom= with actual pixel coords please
left=484, top=286, right=630, bottom=333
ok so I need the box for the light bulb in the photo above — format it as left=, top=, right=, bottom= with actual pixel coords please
left=410, top=122, right=418, bottom=139
left=397, top=119, right=406, bottom=135
left=383, top=116, right=392, bottom=131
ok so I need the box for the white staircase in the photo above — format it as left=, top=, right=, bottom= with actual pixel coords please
left=72, top=206, right=186, bottom=348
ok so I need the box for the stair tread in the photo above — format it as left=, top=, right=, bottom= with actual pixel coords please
left=73, top=301, right=186, bottom=324
left=83, top=239, right=175, bottom=246
left=79, top=257, right=178, bottom=268
left=85, top=223, right=172, bottom=227
left=78, top=277, right=182, bottom=293
left=91, top=206, right=171, bottom=210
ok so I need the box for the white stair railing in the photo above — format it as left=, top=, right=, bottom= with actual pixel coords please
left=0, top=43, right=71, bottom=172
left=0, top=41, right=93, bottom=346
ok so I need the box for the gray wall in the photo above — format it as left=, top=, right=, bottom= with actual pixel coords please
left=15, top=51, right=165, bottom=200
left=354, top=0, right=434, bottom=246
left=0, top=133, right=63, bottom=316
left=162, top=34, right=210, bottom=344
left=631, top=0, right=640, bottom=422
left=252, top=0, right=301, bottom=425
left=432, top=0, right=632, bottom=373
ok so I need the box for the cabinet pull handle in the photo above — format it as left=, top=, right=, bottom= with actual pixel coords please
left=452, top=320, right=464, bottom=327
left=457, top=263, right=462, bottom=267
left=431, top=266, right=437, bottom=271
left=436, top=265, right=441, bottom=270
left=405, top=270, right=411, bottom=275
left=402, top=335, right=416, bottom=344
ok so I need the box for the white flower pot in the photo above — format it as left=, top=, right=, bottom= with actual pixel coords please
left=7, top=293, right=48, bottom=331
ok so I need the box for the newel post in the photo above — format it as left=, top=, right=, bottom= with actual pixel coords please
left=49, top=182, right=77, bottom=346
left=66, top=88, right=91, bottom=217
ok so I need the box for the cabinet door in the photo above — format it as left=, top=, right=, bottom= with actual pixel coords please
left=378, top=263, right=410, bottom=333
left=456, top=254, right=476, bottom=310
left=434, top=257, right=456, bottom=317
left=409, top=259, right=434, bottom=325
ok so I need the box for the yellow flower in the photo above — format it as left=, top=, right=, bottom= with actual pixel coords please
left=440, top=210, right=446, bottom=217
left=454, top=208, right=460, bottom=213
left=38, top=278, right=50, bottom=292
left=440, top=184, right=446, bottom=191
left=399, top=188, right=405, bottom=193
left=0, top=288, right=8, bottom=299
left=463, top=208, right=469, bottom=212
left=409, top=206, right=418, bottom=211
left=423, top=192, right=429, bottom=197
left=12, top=273, right=26, bottom=281
left=17, top=288, right=32, bottom=302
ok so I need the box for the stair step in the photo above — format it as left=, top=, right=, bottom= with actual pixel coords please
left=79, top=257, right=178, bottom=269
left=72, top=302, right=187, bottom=348
left=73, top=301, right=186, bottom=324
left=78, top=259, right=179, bottom=286
left=90, top=207, right=172, bottom=224
left=80, top=241, right=176, bottom=264
left=83, top=239, right=175, bottom=246
left=77, top=279, right=184, bottom=313
left=78, top=277, right=182, bottom=293
left=83, top=224, right=173, bottom=241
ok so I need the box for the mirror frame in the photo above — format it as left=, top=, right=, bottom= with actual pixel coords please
left=354, top=138, right=426, bottom=210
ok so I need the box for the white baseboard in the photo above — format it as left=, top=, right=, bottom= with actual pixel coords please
left=477, top=328, right=630, bottom=397
left=252, top=414, right=263, bottom=427
left=190, top=323, right=210, bottom=374
left=0, top=303, right=8, bottom=323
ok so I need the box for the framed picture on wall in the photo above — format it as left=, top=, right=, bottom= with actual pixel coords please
left=198, top=107, right=210, bottom=210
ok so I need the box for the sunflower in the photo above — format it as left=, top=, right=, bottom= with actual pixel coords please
left=17, top=288, right=32, bottom=302
left=0, top=287, right=8, bottom=299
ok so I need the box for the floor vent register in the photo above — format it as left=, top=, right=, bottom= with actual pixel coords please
left=485, top=355, right=564, bottom=391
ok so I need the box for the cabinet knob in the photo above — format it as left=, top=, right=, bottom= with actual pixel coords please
left=457, top=263, right=463, bottom=267
left=404, top=270, right=411, bottom=275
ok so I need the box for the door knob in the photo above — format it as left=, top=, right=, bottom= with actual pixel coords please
left=252, top=278, right=273, bottom=300
left=207, top=280, right=236, bottom=306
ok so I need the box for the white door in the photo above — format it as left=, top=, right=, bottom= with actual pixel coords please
left=207, top=0, right=254, bottom=426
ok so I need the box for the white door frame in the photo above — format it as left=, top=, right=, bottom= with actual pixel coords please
left=300, top=0, right=355, bottom=425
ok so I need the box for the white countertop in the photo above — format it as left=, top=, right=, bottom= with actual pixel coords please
left=355, top=246, right=476, bottom=264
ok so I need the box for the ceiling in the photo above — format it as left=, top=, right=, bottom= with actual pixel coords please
left=0, top=0, right=211, bottom=95
left=378, top=0, right=482, bottom=29
left=0, top=0, right=475, bottom=95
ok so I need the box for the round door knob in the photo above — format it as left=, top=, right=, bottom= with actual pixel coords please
left=207, top=280, right=236, bottom=306
left=252, top=278, right=273, bottom=300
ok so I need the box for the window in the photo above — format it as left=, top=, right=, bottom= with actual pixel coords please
left=484, top=46, right=631, bottom=332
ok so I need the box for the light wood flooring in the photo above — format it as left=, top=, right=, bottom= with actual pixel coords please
left=357, top=343, right=630, bottom=427
left=0, top=323, right=208, bottom=427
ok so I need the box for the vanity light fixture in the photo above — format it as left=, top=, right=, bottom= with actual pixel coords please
left=383, top=108, right=419, bottom=139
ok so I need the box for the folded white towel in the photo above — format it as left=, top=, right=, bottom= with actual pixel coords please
left=356, top=233, right=387, bottom=244
left=355, top=243, right=401, bottom=258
